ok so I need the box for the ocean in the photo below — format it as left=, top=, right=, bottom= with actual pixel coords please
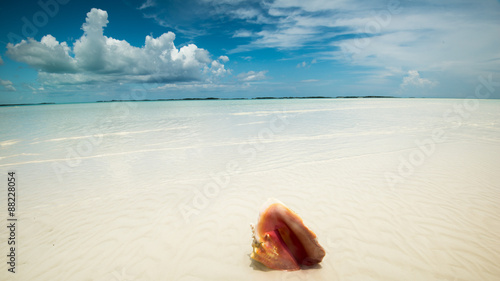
left=1, top=98, right=499, bottom=280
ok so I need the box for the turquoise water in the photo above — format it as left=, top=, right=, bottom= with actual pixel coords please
left=1, top=99, right=500, bottom=280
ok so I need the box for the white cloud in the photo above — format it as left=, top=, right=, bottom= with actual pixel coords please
left=0, top=79, right=16, bottom=91
left=0, top=55, right=3, bottom=65
left=225, top=0, right=500, bottom=81
left=297, top=59, right=317, bottom=68
left=233, top=30, right=253, bottom=38
left=401, top=70, right=437, bottom=89
left=252, top=26, right=319, bottom=49
left=227, top=0, right=360, bottom=51
left=131, top=0, right=500, bottom=85
left=270, top=0, right=360, bottom=12
left=231, top=8, right=260, bottom=20
left=27, top=85, right=45, bottom=92
left=237, top=70, right=267, bottom=82
left=333, top=10, right=500, bottom=75
left=6, top=8, right=222, bottom=85
left=6, top=35, right=76, bottom=73
left=138, top=0, right=156, bottom=10
left=206, top=60, right=229, bottom=77
left=218, top=55, right=229, bottom=63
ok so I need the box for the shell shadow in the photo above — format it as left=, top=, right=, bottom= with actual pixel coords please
left=301, top=263, right=322, bottom=270
left=248, top=255, right=323, bottom=271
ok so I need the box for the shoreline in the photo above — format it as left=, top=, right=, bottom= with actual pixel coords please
left=0, top=95, right=400, bottom=107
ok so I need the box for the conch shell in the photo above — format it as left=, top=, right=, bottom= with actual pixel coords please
left=250, top=199, right=326, bottom=271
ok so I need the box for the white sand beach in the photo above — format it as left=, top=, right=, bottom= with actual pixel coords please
left=1, top=98, right=499, bottom=280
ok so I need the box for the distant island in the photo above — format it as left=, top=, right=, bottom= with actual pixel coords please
left=0, top=96, right=398, bottom=106
left=95, top=95, right=397, bottom=103
left=0, top=102, right=56, bottom=107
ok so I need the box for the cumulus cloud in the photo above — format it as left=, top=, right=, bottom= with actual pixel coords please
left=218, top=55, right=229, bottom=63
left=237, top=70, right=267, bottom=82
left=206, top=60, right=229, bottom=78
left=6, top=8, right=225, bottom=85
left=135, top=0, right=499, bottom=82
left=401, top=70, right=437, bottom=89
left=7, top=35, right=77, bottom=73
left=0, top=79, right=16, bottom=91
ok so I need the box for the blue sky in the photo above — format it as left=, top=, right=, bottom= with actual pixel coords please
left=0, top=0, right=499, bottom=104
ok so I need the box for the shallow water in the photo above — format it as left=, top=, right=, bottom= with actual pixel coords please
left=1, top=99, right=500, bottom=280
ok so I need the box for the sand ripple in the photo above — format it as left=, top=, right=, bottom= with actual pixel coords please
left=1, top=99, right=499, bottom=280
